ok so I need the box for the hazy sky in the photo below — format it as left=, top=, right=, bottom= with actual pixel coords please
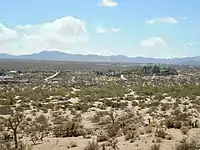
left=0, top=0, right=199, bottom=58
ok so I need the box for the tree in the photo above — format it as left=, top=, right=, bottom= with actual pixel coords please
left=107, top=110, right=118, bottom=125
left=143, top=66, right=148, bottom=75
left=6, top=112, right=24, bottom=149
left=152, top=65, right=160, bottom=75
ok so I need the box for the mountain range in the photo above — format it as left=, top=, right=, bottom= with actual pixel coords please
left=0, top=51, right=200, bottom=65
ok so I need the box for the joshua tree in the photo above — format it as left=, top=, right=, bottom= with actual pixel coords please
left=6, top=112, right=24, bottom=149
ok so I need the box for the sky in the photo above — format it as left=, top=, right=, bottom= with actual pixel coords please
left=0, top=0, right=200, bottom=58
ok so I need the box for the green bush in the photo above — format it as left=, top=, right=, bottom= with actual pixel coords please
left=53, top=121, right=84, bottom=137
left=84, top=141, right=99, bottom=150
left=155, top=129, right=166, bottom=139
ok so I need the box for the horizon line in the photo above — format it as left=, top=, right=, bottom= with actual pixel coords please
left=0, top=50, right=198, bottom=59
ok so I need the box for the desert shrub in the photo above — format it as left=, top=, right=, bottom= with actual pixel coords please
left=125, top=130, right=135, bottom=141
left=100, top=143, right=106, bottom=150
left=104, top=100, right=116, bottom=108
left=91, top=114, right=101, bottom=123
left=1, top=97, right=16, bottom=106
left=72, top=113, right=82, bottom=123
left=176, top=141, right=198, bottom=150
left=34, top=115, right=48, bottom=132
left=32, top=112, right=36, bottom=116
left=132, top=101, right=138, bottom=107
left=0, top=106, right=14, bottom=115
left=0, top=139, right=12, bottom=150
left=84, top=141, right=99, bottom=150
left=97, top=103, right=106, bottom=110
left=150, top=144, right=160, bottom=150
left=172, top=110, right=189, bottom=123
left=52, top=115, right=68, bottom=125
left=121, top=126, right=129, bottom=135
left=180, top=126, right=189, bottom=135
left=0, top=140, right=32, bottom=150
left=138, top=100, right=146, bottom=108
left=149, top=101, right=160, bottom=107
left=146, top=125, right=153, bottom=133
left=26, top=117, right=32, bottom=122
left=165, top=118, right=182, bottom=129
left=73, top=103, right=90, bottom=112
left=165, top=118, right=175, bottom=128
left=53, top=121, right=84, bottom=137
left=92, top=111, right=108, bottom=124
left=52, top=111, right=62, bottom=118
left=154, top=92, right=164, bottom=101
left=54, top=105, right=63, bottom=111
left=15, top=105, right=24, bottom=112
left=30, top=133, right=40, bottom=145
left=160, top=104, right=168, bottom=111
left=106, top=110, right=119, bottom=125
left=106, top=124, right=120, bottom=138
left=35, top=115, right=47, bottom=123
left=20, top=103, right=31, bottom=110
left=97, top=111, right=108, bottom=117
left=44, top=103, right=54, bottom=110
left=155, top=129, right=166, bottom=139
left=109, top=138, right=119, bottom=150
left=97, top=134, right=109, bottom=142
left=174, top=121, right=182, bottom=129
left=41, top=108, right=48, bottom=113
left=119, top=102, right=128, bottom=110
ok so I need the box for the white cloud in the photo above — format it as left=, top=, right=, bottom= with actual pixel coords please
left=111, top=28, right=120, bottom=32
left=101, top=0, right=118, bottom=7
left=0, top=23, right=18, bottom=41
left=184, top=41, right=196, bottom=51
left=96, top=25, right=120, bottom=34
left=16, top=24, right=33, bottom=30
left=146, top=17, right=179, bottom=24
left=0, top=16, right=88, bottom=55
left=140, top=37, right=167, bottom=48
left=96, top=26, right=107, bottom=34
left=187, top=42, right=196, bottom=46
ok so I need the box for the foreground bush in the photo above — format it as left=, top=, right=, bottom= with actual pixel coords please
left=53, top=121, right=84, bottom=137
left=150, top=144, right=160, bottom=150
left=84, top=141, right=99, bottom=150
left=176, top=141, right=199, bottom=150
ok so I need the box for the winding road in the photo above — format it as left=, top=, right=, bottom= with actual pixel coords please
left=44, top=71, right=60, bottom=81
left=32, top=71, right=60, bottom=90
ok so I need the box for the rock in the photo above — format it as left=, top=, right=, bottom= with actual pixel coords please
left=165, top=134, right=173, bottom=140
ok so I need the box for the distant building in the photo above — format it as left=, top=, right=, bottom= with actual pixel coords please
left=94, top=69, right=121, bottom=77
left=10, top=70, right=17, bottom=74
left=0, top=76, right=15, bottom=83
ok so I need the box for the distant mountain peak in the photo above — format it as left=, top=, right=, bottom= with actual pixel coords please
left=38, top=50, right=66, bottom=54
left=0, top=50, right=200, bottom=65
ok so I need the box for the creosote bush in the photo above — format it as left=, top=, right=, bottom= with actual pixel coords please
left=150, top=144, right=160, bottom=150
left=180, top=126, right=189, bottom=135
left=84, top=141, right=99, bottom=150
left=97, top=133, right=109, bottom=142
left=165, top=118, right=175, bottom=129
left=106, top=123, right=120, bottom=138
left=176, top=140, right=199, bottom=150
left=155, top=128, right=166, bottom=139
left=125, top=131, right=135, bottom=141
left=53, top=121, right=84, bottom=137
